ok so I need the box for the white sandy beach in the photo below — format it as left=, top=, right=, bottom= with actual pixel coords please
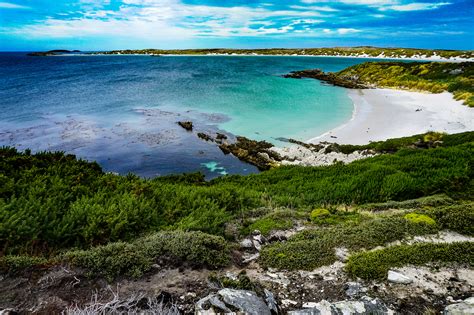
left=309, top=89, right=474, bottom=145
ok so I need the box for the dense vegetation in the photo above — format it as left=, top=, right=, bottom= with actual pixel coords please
left=95, top=47, right=474, bottom=60
left=337, top=61, right=474, bottom=106
left=0, top=131, right=473, bottom=279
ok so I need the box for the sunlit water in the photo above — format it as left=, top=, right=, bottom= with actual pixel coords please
left=0, top=53, right=377, bottom=178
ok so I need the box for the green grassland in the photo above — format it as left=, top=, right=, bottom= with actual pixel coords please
left=337, top=61, right=474, bottom=106
left=97, top=47, right=474, bottom=60
left=0, top=131, right=473, bottom=279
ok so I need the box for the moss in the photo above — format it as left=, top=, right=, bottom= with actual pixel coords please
left=404, top=213, right=436, bottom=226
left=310, top=208, right=330, bottom=222
left=346, top=242, right=474, bottom=280
left=243, top=217, right=293, bottom=236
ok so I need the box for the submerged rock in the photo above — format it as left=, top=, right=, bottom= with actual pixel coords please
left=177, top=121, right=193, bottom=131
left=195, top=289, right=272, bottom=315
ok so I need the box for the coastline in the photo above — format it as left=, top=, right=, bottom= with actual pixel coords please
left=309, top=89, right=474, bottom=145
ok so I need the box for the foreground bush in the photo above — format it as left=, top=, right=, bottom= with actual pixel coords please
left=346, top=242, right=474, bottom=280
left=62, top=231, right=230, bottom=280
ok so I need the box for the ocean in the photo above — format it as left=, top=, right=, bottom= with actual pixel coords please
left=0, top=53, right=376, bottom=178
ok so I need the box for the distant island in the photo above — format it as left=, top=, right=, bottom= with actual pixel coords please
left=92, top=46, right=474, bottom=61
left=27, top=49, right=81, bottom=56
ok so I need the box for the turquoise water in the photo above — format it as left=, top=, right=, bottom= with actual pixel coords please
left=0, top=53, right=373, bottom=177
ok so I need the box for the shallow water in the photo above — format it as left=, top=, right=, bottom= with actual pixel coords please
left=0, top=53, right=376, bottom=178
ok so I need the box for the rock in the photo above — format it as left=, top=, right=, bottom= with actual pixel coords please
left=177, top=121, right=193, bottom=131
left=195, top=289, right=272, bottom=315
left=242, top=253, right=260, bottom=264
left=288, top=296, right=394, bottom=315
left=344, top=282, right=366, bottom=297
left=283, top=69, right=369, bottom=89
left=240, top=238, right=254, bottom=249
left=335, top=247, right=349, bottom=262
left=264, top=289, right=279, bottom=314
left=267, top=230, right=288, bottom=242
left=197, top=132, right=213, bottom=141
left=388, top=270, right=413, bottom=284
left=444, top=297, right=474, bottom=314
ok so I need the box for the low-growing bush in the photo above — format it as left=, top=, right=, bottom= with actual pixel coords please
left=260, top=215, right=439, bottom=270
left=346, top=242, right=474, bottom=280
left=428, top=203, right=474, bottom=235
left=0, top=255, right=48, bottom=274
left=62, top=231, right=230, bottom=280
left=359, top=194, right=454, bottom=212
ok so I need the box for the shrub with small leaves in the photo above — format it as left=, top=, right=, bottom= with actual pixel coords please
left=404, top=213, right=436, bottom=226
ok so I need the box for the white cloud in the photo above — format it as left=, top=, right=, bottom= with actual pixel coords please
left=380, top=2, right=451, bottom=11
left=0, top=2, right=30, bottom=9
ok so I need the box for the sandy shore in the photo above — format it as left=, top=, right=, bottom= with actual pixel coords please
left=309, top=89, right=474, bottom=145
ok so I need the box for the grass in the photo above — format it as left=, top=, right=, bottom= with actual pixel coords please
left=1, top=133, right=473, bottom=255
left=346, top=242, right=474, bottom=280
left=260, top=214, right=439, bottom=270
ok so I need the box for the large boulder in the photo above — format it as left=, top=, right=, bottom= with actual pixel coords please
left=195, top=288, right=272, bottom=315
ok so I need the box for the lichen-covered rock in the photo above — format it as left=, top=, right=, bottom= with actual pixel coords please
left=195, top=289, right=272, bottom=315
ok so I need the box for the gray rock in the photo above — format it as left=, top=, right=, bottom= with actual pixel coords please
left=387, top=270, right=413, bottom=284
left=240, top=238, right=254, bottom=249
left=344, top=282, right=366, bottom=297
left=264, top=289, right=278, bottom=314
left=267, top=230, right=288, bottom=242
left=444, top=297, right=474, bottom=315
left=242, top=252, right=260, bottom=264
left=288, top=296, right=394, bottom=315
left=195, top=289, right=271, bottom=315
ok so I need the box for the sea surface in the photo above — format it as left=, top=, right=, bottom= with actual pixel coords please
left=0, top=53, right=377, bottom=178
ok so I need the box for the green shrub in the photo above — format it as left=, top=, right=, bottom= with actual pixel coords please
left=404, top=213, right=436, bottom=226
left=346, top=242, right=474, bottom=280
left=0, top=255, right=48, bottom=274
left=428, top=203, right=474, bottom=235
left=62, top=231, right=230, bottom=280
left=359, top=194, right=454, bottom=212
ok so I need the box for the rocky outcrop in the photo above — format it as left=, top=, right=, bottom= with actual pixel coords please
left=195, top=288, right=273, bottom=315
left=219, top=136, right=282, bottom=171
left=287, top=296, right=394, bottom=315
left=283, top=69, right=369, bottom=89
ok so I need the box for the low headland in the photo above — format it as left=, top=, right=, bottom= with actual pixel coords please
left=1, top=58, right=473, bottom=314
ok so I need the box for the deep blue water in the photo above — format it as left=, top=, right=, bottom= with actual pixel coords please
left=0, top=53, right=377, bottom=178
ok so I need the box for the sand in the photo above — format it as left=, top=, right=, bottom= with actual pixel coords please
left=309, top=89, right=474, bottom=145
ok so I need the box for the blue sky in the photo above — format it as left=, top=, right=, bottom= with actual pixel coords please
left=0, top=0, right=472, bottom=51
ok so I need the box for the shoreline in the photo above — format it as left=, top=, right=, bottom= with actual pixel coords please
left=89, top=53, right=473, bottom=62
left=309, top=89, right=474, bottom=145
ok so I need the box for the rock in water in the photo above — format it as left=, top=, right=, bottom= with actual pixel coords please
left=444, top=297, right=474, bottom=315
left=387, top=270, right=413, bottom=284
left=195, top=289, right=272, bottom=315
left=177, top=121, right=193, bottom=131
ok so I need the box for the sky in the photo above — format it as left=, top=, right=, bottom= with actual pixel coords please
left=0, top=0, right=473, bottom=51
